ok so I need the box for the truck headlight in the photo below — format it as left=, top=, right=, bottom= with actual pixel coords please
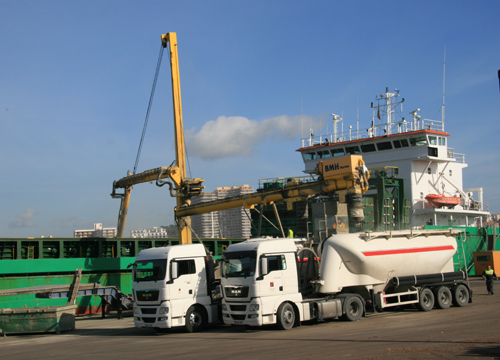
left=159, top=306, right=169, bottom=315
left=133, top=306, right=140, bottom=315
left=222, top=304, right=227, bottom=311
left=249, top=304, right=259, bottom=311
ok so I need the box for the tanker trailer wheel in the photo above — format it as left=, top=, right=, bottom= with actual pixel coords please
left=418, top=288, right=435, bottom=311
left=185, top=305, right=208, bottom=333
left=452, top=284, right=470, bottom=307
left=434, top=286, right=452, bottom=309
left=277, top=302, right=296, bottom=330
left=341, top=296, right=363, bottom=321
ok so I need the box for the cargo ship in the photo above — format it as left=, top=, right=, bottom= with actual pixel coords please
left=296, top=88, right=499, bottom=272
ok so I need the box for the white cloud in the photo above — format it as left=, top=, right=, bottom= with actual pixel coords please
left=186, top=115, right=321, bottom=159
left=9, top=209, right=39, bottom=228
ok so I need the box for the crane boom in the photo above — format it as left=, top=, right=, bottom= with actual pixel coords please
left=162, top=32, right=193, bottom=245
left=175, top=155, right=369, bottom=220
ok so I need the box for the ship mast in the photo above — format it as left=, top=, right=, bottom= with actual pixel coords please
left=442, top=46, right=446, bottom=126
left=372, top=88, right=404, bottom=136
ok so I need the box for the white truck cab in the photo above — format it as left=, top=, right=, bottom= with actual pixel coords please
left=132, top=243, right=218, bottom=332
left=221, top=238, right=307, bottom=329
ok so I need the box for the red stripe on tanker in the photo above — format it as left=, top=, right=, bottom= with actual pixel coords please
left=362, top=245, right=455, bottom=257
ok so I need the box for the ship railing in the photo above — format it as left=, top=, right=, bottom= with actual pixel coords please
left=300, top=118, right=445, bottom=147
left=258, top=175, right=317, bottom=191
left=447, top=148, right=465, bottom=163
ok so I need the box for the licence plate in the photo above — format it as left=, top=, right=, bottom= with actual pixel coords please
left=234, top=320, right=243, bottom=324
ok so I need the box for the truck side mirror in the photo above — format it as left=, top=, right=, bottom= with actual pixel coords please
left=170, top=261, right=179, bottom=282
left=259, top=257, right=268, bottom=280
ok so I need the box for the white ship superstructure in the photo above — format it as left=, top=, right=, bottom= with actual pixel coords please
left=297, top=88, right=489, bottom=228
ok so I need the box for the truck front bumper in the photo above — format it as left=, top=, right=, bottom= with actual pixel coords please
left=222, top=299, right=275, bottom=326
left=133, top=304, right=172, bottom=329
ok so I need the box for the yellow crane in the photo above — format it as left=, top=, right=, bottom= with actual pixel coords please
left=112, top=33, right=203, bottom=244
left=112, top=33, right=369, bottom=244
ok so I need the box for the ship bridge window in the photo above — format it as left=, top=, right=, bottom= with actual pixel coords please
left=376, top=141, right=393, bottom=151
left=429, top=136, right=437, bottom=145
left=345, top=146, right=360, bottom=155
left=360, top=144, right=376, bottom=153
left=317, top=150, right=331, bottom=159
left=393, top=139, right=409, bottom=148
left=428, top=147, right=438, bottom=157
left=303, top=152, right=317, bottom=161
left=331, top=148, right=345, bottom=157
left=439, top=137, right=446, bottom=146
left=410, top=136, right=427, bottom=146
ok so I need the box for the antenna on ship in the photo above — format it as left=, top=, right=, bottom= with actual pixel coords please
left=441, top=45, right=446, bottom=129
left=356, top=93, right=360, bottom=140
left=301, top=95, right=304, bottom=147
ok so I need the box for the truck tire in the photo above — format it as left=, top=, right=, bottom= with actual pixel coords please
left=418, top=288, right=434, bottom=311
left=452, top=284, right=469, bottom=307
left=277, top=302, right=295, bottom=330
left=341, top=296, right=363, bottom=321
left=434, top=286, right=452, bottom=309
left=185, top=305, right=207, bottom=333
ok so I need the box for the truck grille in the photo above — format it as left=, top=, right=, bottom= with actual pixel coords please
left=140, top=308, right=157, bottom=315
left=231, top=314, right=246, bottom=321
left=230, top=305, right=246, bottom=312
left=141, top=317, right=156, bottom=323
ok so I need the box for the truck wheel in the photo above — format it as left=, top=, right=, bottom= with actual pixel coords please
left=418, top=288, right=434, bottom=311
left=434, top=286, right=452, bottom=309
left=452, top=284, right=470, bottom=307
left=277, top=302, right=295, bottom=330
left=341, top=296, right=363, bottom=321
left=185, top=305, right=207, bottom=333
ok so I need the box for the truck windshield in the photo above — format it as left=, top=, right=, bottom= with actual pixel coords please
left=221, top=251, right=257, bottom=278
left=134, top=259, right=166, bottom=282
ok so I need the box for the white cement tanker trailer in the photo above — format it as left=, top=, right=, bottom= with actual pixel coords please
left=221, top=229, right=470, bottom=330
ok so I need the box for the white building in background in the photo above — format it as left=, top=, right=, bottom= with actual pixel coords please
left=74, top=223, right=117, bottom=238
left=130, top=226, right=168, bottom=238
left=191, top=185, right=254, bottom=239
left=191, top=192, right=219, bottom=238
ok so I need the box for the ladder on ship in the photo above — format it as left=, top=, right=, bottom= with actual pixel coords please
left=454, top=230, right=469, bottom=274
left=27, top=246, right=35, bottom=259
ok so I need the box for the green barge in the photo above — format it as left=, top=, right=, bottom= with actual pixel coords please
left=0, top=237, right=242, bottom=315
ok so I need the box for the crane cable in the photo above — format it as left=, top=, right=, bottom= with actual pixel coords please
left=133, top=45, right=165, bottom=175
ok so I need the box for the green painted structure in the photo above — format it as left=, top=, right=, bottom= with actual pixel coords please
left=0, top=237, right=244, bottom=314
left=0, top=305, right=76, bottom=335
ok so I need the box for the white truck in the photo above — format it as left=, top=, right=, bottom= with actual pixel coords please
left=220, top=230, right=471, bottom=329
left=131, top=243, right=219, bottom=332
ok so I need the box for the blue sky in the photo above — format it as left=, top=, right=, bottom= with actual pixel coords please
left=1, top=1, right=499, bottom=238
